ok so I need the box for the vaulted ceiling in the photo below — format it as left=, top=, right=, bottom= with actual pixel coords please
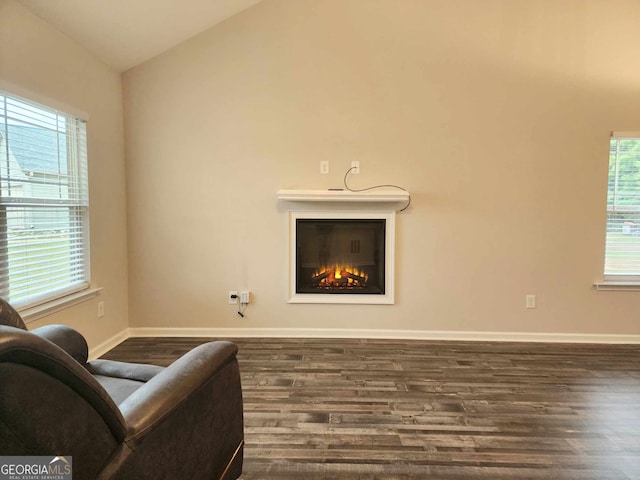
left=16, top=0, right=263, bottom=71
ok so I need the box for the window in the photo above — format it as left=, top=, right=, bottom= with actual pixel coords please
left=0, top=91, right=89, bottom=309
left=604, top=132, right=640, bottom=279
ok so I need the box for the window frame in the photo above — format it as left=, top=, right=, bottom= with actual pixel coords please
left=599, top=131, right=640, bottom=289
left=0, top=90, right=91, bottom=310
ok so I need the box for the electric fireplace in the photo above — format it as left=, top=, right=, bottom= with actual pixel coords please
left=289, top=211, right=395, bottom=304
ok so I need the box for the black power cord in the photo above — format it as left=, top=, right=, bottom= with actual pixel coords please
left=343, top=166, right=411, bottom=211
left=230, top=294, right=247, bottom=318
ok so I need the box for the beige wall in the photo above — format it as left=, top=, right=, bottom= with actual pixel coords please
left=0, top=0, right=129, bottom=348
left=124, top=0, right=640, bottom=336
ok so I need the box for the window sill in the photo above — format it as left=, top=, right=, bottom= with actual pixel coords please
left=594, top=281, right=640, bottom=291
left=20, top=287, right=103, bottom=323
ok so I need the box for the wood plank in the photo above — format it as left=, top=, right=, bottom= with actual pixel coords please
left=102, top=338, right=640, bottom=479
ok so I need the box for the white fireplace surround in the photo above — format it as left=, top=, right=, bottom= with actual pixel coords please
left=288, top=210, right=395, bottom=304
left=278, top=189, right=407, bottom=305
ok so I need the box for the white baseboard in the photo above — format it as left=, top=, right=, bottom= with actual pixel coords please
left=88, top=328, right=131, bottom=360
left=125, top=327, right=640, bottom=344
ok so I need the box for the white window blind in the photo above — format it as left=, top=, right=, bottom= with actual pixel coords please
left=0, top=91, right=89, bottom=309
left=604, top=132, right=640, bottom=278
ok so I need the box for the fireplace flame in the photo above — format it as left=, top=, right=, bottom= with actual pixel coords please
left=312, top=265, right=368, bottom=289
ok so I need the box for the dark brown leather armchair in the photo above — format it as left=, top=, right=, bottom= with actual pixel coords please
left=0, top=300, right=244, bottom=480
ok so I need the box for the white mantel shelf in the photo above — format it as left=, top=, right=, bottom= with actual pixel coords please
left=277, top=189, right=409, bottom=203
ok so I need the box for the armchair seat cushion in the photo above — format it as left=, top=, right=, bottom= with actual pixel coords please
left=87, top=359, right=164, bottom=382
left=87, top=360, right=165, bottom=405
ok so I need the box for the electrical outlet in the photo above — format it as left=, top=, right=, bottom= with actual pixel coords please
left=351, top=161, right=360, bottom=174
left=228, top=291, right=238, bottom=305
left=525, top=294, right=536, bottom=309
left=97, top=301, right=105, bottom=318
left=240, top=291, right=250, bottom=304
left=320, top=160, right=329, bottom=174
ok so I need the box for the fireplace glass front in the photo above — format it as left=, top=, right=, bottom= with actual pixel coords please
left=296, top=218, right=386, bottom=295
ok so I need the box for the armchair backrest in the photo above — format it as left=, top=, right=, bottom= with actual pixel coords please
left=0, top=326, right=127, bottom=479
left=0, top=298, right=27, bottom=330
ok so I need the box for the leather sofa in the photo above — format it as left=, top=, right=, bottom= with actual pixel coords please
left=0, top=300, right=244, bottom=480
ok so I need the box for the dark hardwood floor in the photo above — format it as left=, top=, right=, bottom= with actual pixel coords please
left=101, top=337, right=640, bottom=479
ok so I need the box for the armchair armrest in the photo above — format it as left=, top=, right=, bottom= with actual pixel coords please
left=31, top=324, right=89, bottom=364
left=120, top=340, right=240, bottom=442
left=109, top=341, right=244, bottom=480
